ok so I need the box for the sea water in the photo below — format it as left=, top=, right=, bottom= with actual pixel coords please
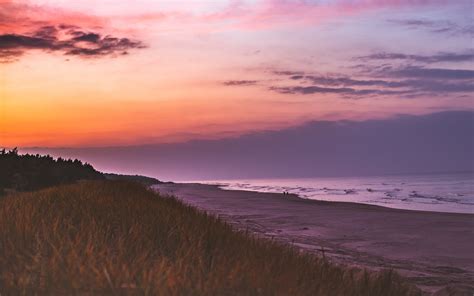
left=199, top=173, right=474, bottom=214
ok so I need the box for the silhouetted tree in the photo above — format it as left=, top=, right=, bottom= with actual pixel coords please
left=0, top=150, right=104, bottom=195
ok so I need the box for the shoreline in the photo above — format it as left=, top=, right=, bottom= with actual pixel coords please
left=154, top=182, right=474, bottom=294
left=177, top=182, right=474, bottom=216
left=1, top=180, right=421, bottom=295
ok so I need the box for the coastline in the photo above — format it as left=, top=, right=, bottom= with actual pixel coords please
left=0, top=181, right=421, bottom=295
left=153, top=182, right=474, bottom=294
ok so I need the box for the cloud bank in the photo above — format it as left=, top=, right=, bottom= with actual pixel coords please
left=0, top=1, right=145, bottom=62
left=224, top=57, right=474, bottom=99
left=22, top=111, right=474, bottom=181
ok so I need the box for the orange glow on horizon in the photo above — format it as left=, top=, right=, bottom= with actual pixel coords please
left=1, top=0, right=472, bottom=148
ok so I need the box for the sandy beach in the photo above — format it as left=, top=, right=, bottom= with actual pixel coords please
left=154, top=183, right=474, bottom=294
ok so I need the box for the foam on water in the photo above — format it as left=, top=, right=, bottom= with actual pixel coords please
left=198, top=173, right=474, bottom=214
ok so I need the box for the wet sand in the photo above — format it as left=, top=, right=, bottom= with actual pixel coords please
left=153, top=183, right=474, bottom=294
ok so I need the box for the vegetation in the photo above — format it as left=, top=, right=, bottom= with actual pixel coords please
left=0, top=148, right=104, bottom=195
left=104, top=173, right=164, bottom=186
left=0, top=181, right=420, bottom=295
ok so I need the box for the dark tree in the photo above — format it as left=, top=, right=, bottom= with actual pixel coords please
left=0, top=149, right=104, bottom=195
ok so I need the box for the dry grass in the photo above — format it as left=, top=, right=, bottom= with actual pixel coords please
left=0, top=181, right=420, bottom=295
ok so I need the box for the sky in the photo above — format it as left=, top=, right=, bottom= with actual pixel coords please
left=24, top=111, right=474, bottom=180
left=1, top=0, right=473, bottom=148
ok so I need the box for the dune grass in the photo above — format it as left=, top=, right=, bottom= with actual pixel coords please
left=0, top=181, right=420, bottom=295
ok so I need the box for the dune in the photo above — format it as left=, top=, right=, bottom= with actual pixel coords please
left=0, top=181, right=419, bottom=295
left=154, top=182, right=474, bottom=294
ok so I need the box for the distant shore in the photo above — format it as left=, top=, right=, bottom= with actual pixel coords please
left=154, top=182, right=474, bottom=294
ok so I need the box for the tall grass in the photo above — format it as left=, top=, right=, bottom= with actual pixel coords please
left=0, top=181, right=420, bottom=295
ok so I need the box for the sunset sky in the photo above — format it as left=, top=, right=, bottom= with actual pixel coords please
left=1, top=0, right=473, bottom=148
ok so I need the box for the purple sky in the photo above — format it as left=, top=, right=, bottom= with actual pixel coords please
left=23, top=111, right=474, bottom=180
left=2, top=1, right=473, bottom=179
left=2, top=0, right=473, bottom=147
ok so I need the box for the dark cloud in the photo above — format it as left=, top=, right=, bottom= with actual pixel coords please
left=358, top=51, right=474, bottom=64
left=273, top=70, right=304, bottom=76
left=0, top=34, right=53, bottom=52
left=304, top=73, right=474, bottom=92
left=0, top=25, right=145, bottom=62
left=303, top=75, right=407, bottom=88
left=32, top=26, right=58, bottom=40
left=389, top=66, right=474, bottom=80
left=415, top=80, right=474, bottom=93
left=269, top=85, right=410, bottom=97
left=290, top=75, right=304, bottom=80
left=266, top=64, right=474, bottom=98
left=222, top=80, right=258, bottom=86
left=222, top=51, right=473, bottom=99
left=270, top=85, right=353, bottom=94
left=388, top=19, right=474, bottom=36
left=390, top=19, right=435, bottom=27
left=72, top=32, right=101, bottom=43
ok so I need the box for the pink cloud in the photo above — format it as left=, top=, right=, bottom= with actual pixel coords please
left=0, top=0, right=145, bottom=62
left=0, top=0, right=105, bottom=34
left=2, top=0, right=453, bottom=37
left=201, top=0, right=455, bottom=30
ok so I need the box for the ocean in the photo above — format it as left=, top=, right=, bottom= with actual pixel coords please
left=198, top=172, right=474, bottom=214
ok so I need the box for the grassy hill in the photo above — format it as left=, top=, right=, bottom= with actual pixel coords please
left=0, top=180, right=420, bottom=295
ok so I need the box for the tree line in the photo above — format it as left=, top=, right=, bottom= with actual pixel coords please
left=0, top=148, right=104, bottom=195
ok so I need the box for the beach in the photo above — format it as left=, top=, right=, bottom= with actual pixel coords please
left=154, top=182, right=474, bottom=294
